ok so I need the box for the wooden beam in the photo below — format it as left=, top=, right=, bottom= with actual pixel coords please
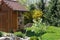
left=17, top=11, right=18, bottom=31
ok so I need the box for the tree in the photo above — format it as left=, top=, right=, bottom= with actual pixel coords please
left=43, top=0, right=60, bottom=26
left=36, top=0, right=46, bottom=12
left=23, top=12, right=33, bottom=24
left=29, top=4, right=36, bottom=11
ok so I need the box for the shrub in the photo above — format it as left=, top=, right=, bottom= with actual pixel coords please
left=25, top=18, right=47, bottom=37
left=30, top=36, right=39, bottom=40
left=26, top=26, right=46, bottom=37
left=42, top=33, right=60, bottom=40
left=14, top=32, right=25, bottom=38
left=26, top=30, right=35, bottom=37
left=0, top=31, right=3, bottom=37
left=32, top=9, right=43, bottom=19
left=23, top=12, right=33, bottom=24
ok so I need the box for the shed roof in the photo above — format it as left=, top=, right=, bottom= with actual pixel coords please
left=3, top=0, right=28, bottom=11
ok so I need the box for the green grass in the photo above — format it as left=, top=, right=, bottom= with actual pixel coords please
left=14, top=32, right=25, bottom=38
left=46, top=26, right=60, bottom=33
left=41, top=26, right=60, bottom=40
left=42, top=33, right=60, bottom=40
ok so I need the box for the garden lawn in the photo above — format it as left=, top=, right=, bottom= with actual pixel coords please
left=42, top=33, right=60, bottom=40
left=46, top=26, right=60, bottom=33
left=42, top=26, right=60, bottom=40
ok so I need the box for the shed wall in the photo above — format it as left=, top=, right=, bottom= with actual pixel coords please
left=0, top=2, right=18, bottom=32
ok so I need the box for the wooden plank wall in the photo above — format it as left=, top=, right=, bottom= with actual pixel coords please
left=12, top=11, right=17, bottom=32
left=0, top=2, right=18, bottom=32
left=0, top=2, right=9, bottom=32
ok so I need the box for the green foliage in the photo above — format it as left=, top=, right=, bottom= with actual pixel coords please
left=23, top=12, right=33, bottom=24
left=23, top=4, right=36, bottom=24
left=9, top=29, right=14, bottom=33
left=14, top=32, right=25, bottom=38
left=36, top=0, right=45, bottom=12
left=30, top=36, right=39, bottom=40
left=23, top=9, right=43, bottom=24
left=29, top=4, right=36, bottom=10
left=46, top=26, right=60, bottom=33
left=18, top=0, right=27, bottom=5
left=0, top=31, right=3, bottom=37
left=25, top=18, right=47, bottom=37
left=43, top=0, right=60, bottom=27
left=41, top=26, right=60, bottom=40
left=42, top=33, right=60, bottom=40
left=25, top=26, right=45, bottom=37
left=26, top=30, right=35, bottom=37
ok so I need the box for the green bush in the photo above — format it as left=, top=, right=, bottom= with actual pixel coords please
left=26, top=30, right=35, bottom=37
left=42, top=33, right=60, bottom=40
left=25, top=18, right=47, bottom=37
left=0, top=31, right=3, bottom=37
left=46, top=26, right=60, bottom=33
left=25, top=26, right=46, bottom=37
left=30, top=36, right=39, bottom=40
left=14, top=32, right=25, bottom=38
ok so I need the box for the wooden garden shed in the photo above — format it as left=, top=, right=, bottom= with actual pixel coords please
left=0, top=0, right=28, bottom=32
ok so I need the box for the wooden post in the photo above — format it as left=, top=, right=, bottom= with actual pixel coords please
left=17, top=11, right=18, bottom=31
left=21, top=12, right=24, bottom=29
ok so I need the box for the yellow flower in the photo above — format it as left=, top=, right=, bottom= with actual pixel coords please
left=32, top=9, right=43, bottom=19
